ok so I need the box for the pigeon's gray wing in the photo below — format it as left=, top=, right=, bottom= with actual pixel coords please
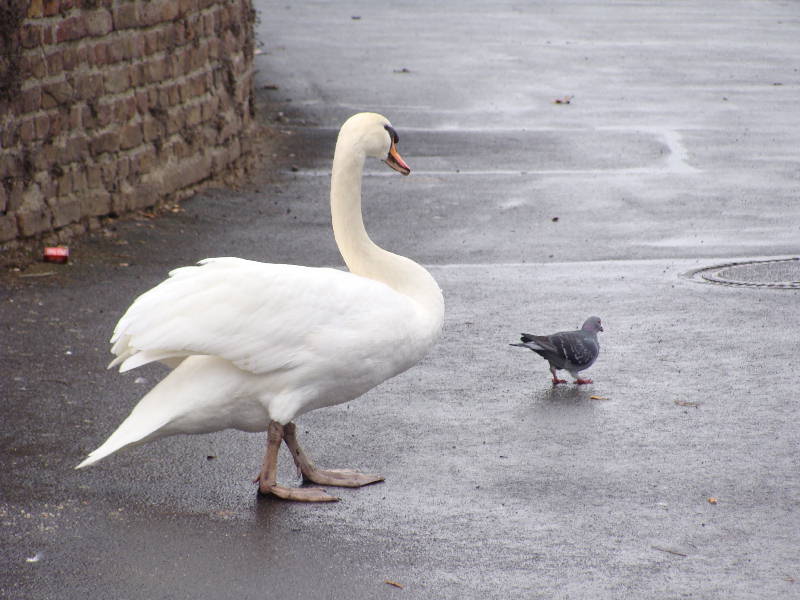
left=512, top=334, right=567, bottom=368
left=548, top=330, right=599, bottom=370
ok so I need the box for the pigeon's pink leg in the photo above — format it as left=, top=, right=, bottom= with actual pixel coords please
left=575, top=378, right=593, bottom=385
left=550, top=366, right=567, bottom=385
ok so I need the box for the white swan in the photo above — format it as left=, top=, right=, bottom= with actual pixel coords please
left=76, top=113, right=445, bottom=502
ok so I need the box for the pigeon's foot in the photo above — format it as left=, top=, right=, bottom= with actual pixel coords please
left=575, top=378, right=593, bottom=385
left=283, top=422, right=384, bottom=488
left=552, top=377, right=568, bottom=385
left=255, top=421, right=340, bottom=502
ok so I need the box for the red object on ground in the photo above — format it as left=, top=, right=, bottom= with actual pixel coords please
left=43, top=246, right=70, bottom=263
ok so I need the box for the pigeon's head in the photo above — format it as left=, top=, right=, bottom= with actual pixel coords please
left=582, top=316, right=603, bottom=333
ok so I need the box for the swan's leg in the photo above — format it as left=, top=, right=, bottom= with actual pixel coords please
left=550, top=366, right=567, bottom=385
left=283, top=422, right=384, bottom=488
left=255, top=421, right=339, bottom=502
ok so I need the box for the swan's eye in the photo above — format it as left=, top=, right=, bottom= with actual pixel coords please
left=384, top=124, right=399, bottom=144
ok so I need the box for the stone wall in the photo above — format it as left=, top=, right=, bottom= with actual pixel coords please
left=0, top=0, right=255, bottom=246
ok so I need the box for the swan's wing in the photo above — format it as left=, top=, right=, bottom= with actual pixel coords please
left=109, top=257, right=413, bottom=374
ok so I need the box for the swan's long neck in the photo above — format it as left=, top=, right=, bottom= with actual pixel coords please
left=330, top=138, right=443, bottom=317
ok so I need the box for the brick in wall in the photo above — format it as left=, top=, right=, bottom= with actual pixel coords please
left=0, top=0, right=256, bottom=245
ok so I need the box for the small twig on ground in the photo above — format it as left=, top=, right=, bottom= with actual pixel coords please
left=651, top=545, right=688, bottom=557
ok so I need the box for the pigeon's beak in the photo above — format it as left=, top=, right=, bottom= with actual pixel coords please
left=599, top=325, right=604, bottom=332
left=384, top=141, right=411, bottom=175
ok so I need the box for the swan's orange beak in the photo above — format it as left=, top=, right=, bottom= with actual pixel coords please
left=384, top=142, right=411, bottom=175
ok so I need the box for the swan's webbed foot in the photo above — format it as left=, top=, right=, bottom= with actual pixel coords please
left=255, top=421, right=340, bottom=502
left=258, top=481, right=339, bottom=502
left=283, top=423, right=384, bottom=489
left=301, top=467, right=384, bottom=488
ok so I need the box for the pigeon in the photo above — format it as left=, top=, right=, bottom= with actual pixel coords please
left=511, top=316, right=603, bottom=385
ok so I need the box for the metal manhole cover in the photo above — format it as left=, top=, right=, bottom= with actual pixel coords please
left=685, top=257, right=800, bottom=289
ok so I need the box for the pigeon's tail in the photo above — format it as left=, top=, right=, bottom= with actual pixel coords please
left=511, top=334, right=551, bottom=353
left=510, top=341, right=545, bottom=352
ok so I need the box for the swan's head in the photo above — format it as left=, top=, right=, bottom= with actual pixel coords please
left=339, top=112, right=411, bottom=175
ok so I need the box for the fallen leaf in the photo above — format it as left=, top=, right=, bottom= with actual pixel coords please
left=553, top=95, right=573, bottom=104
left=590, top=395, right=609, bottom=400
left=384, top=580, right=404, bottom=589
left=708, top=497, right=718, bottom=504
left=211, top=510, right=237, bottom=520
left=674, top=400, right=699, bottom=407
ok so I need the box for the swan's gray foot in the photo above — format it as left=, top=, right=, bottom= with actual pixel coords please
left=283, top=422, right=384, bottom=488
left=261, top=482, right=339, bottom=502
left=301, top=467, right=384, bottom=488
left=255, top=421, right=340, bottom=502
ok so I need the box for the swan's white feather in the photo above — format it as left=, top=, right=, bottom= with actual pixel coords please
left=76, top=258, right=438, bottom=468
left=110, top=257, right=427, bottom=375
left=77, top=112, right=444, bottom=471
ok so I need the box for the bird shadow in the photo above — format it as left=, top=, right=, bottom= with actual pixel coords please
left=528, top=383, right=603, bottom=410
left=253, top=482, right=339, bottom=528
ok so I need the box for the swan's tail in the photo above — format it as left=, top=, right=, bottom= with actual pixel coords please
left=75, top=372, right=179, bottom=469
left=76, top=356, right=249, bottom=469
left=75, top=408, right=170, bottom=469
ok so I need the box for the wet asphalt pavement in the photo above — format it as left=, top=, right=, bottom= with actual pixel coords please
left=2, top=1, right=800, bottom=598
